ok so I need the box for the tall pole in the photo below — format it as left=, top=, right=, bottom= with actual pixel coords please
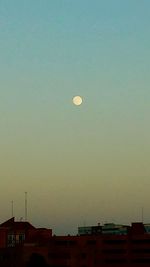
left=11, top=201, right=14, bottom=217
left=142, top=207, right=144, bottom=223
left=25, top=192, right=27, bottom=221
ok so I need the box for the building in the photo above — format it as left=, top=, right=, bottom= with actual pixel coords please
left=1, top=218, right=150, bottom=266
left=78, top=223, right=129, bottom=236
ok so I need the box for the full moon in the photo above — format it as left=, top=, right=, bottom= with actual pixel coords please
left=73, top=96, right=83, bottom=106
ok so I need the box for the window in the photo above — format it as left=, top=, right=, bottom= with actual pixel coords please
left=131, top=259, right=150, bottom=263
left=69, top=240, right=77, bottom=246
left=103, top=249, right=126, bottom=254
left=105, top=259, right=127, bottom=264
left=7, top=234, right=15, bottom=247
left=55, top=240, right=68, bottom=246
left=48, top=252, right=70, bottom=259
left=104, top=239, right=126, bottom=244
left=132, top=249, right=150, bottom=253
left=54, top=240, right=77, bottom=246
left=87, top=240, right=96, bottom=245
left=19, top=234, right=25, bottom=242
left=132, top=239, right=150, bottom=244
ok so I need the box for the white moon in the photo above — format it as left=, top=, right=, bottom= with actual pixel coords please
left=73, top=96, right=83, bottom=106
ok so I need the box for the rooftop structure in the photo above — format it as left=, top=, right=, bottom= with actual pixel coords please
left=78, top=223, right=129, bottom=236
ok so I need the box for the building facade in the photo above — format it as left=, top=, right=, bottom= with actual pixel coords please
left=1, top=218, right=150, bottom=266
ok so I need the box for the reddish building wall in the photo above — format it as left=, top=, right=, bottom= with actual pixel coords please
left=1, top=220, right=150, bottom=266
left=0, top=228, right=8, bottom=248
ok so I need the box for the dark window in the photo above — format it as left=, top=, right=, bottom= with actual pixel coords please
left=19, top=234, right=25, bottom=242
left=54, top=240, right=77, bottom=246
left=48, top=252, right=70, bottom=259
left=105, top=259, right=127, bottom=263
left=104, top=239, right=126, bottom=244
left=132, top=249, right=150, bottom=253
left=131, top=258, right=150, bottom=263
left=87, top=240, right=96, bottom=245
left=69, top=240, right=77, bottom=246
left=132, top=239, right=150, bottom=244
left=55, top=240, right=68, bottom=246
left=103, top=249, right=126, bottom=254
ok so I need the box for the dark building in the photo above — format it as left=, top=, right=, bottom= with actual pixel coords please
left=1, top=218, right=150, bottom=266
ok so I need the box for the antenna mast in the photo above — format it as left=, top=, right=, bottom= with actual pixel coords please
left=142, top=207, right=144, bottom=223
left=25, top=192, right=27, bottom=221
left=11, top=200, right=14, bottom=217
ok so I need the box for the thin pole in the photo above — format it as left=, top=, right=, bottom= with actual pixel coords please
left=142, top=207, right=144, bottom=223
left=11, top=201, right=14, bottom=217
left=25, top=192, right=27, bottom=221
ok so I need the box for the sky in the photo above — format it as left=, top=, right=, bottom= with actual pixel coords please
left=0, top=0, right=150, bottom=235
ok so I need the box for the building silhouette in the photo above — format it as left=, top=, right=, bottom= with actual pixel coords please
left=1, top=217, right=150, bottom=266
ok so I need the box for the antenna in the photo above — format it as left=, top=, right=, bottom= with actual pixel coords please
left=25, top=192, right=27, bottom=221
left=11, top=201, right=14, bottom=217
left=142, top=207, right=144, bottom=223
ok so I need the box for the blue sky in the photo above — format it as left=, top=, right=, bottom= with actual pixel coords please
left=0, top=0, right=150, bottom=234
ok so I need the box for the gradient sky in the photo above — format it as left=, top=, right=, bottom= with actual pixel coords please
left=0, top=0, right=150, bottom=235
